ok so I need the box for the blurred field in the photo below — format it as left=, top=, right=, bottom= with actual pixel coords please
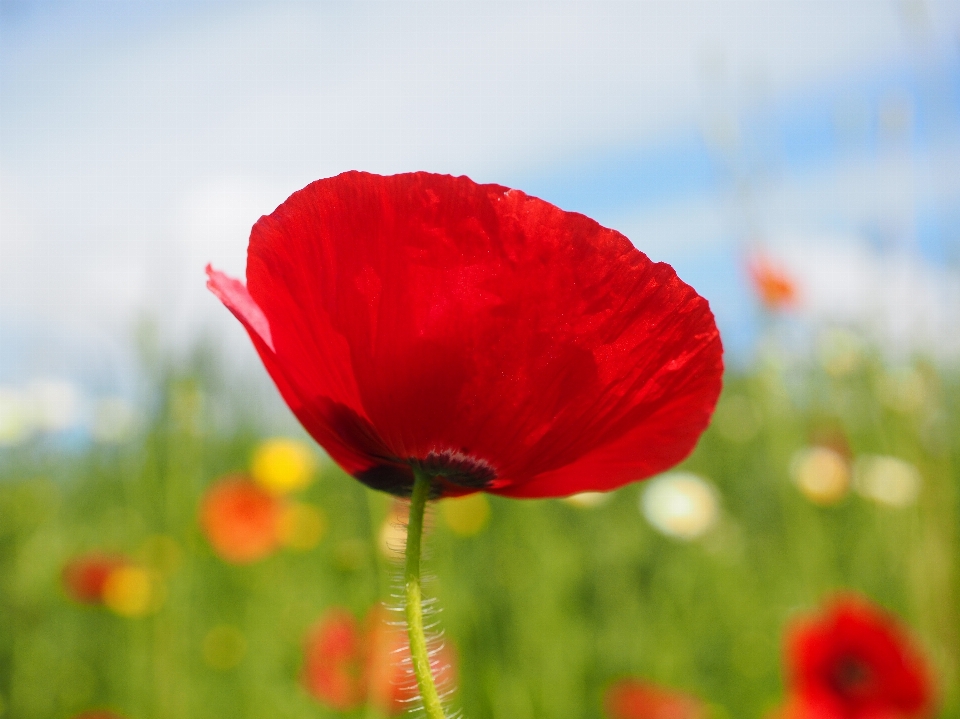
left=1, top=340, right=958, bottom=719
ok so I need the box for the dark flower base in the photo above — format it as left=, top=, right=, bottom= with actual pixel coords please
left=356, top=450, right=496, bottom=498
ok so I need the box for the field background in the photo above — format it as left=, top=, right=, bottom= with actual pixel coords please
left=1, top=342, right=956, bottom=719
left=3, top=3, right=960, bottom=718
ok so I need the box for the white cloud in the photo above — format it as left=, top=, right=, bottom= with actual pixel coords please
left=176, top=176, right=288, bottom=280
left=1, top=1, right=959, bottom=374
left=773, top=237, right=960, bottom=360
left=166, top=175, right=291, bottom=340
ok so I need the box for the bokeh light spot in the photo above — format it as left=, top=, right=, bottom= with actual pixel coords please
left=102, top=566, right=160, bottom=617
left=790, top=446, right=851, bottom=505
left=641, top=472, right=720, bottom=540
left=441, top=493, right=490, bottom=536
left=854, top=455, right=921, bottom=507
left=377, top=520, right=406, bottom=562
left=377, top=502, right=408, bottom=561
left=562, top=491, right=612, bottom=509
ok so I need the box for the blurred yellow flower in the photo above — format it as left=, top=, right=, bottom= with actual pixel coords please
left=102, top=566, right=161, bottom=617
left=442, top=493, right=491, bottom=535
left=790, top=446, right=851, bottom=505
left=251, top=437, right=316, bottom=494
left=202, top=625, right=247, bottom=670
left=562, top=491, right=611, bottom=509
left=854, top=455, right=921, bottom=508
left=641, top=472, right=720, bottom=540
left=278, top=501, right=327, bottom=551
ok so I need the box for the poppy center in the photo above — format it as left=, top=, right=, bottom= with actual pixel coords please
left=830, top=655, right=873, bottom=697
left=411, top=449, right=496, bottom=487
left=355, top=449, right=497, bottom=497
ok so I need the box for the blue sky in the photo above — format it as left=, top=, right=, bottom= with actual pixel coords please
left=2, top=1, right=960, bottom=406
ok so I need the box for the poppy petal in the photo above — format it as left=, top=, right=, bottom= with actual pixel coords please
left=497, top=363, right=721, bottom=498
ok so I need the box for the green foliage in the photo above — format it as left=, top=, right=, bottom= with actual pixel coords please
left=0, top=351, right=957, bottom=719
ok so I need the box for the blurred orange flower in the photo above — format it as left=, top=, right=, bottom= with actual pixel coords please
left=199, top=476, right=283, bottom=563
left=62, top=553, right=128, bottom=604
left=749, top=255, right=799, bottom=311
left=302, top=603, right=457, bottom=715
left=604, top=679, right=707, bottom=719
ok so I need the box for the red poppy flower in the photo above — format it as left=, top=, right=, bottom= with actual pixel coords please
left=199, top=476, right=283, bottom=564
left=208, top=171, right=722, bottom=498
left=302, top=609, right=366, bottom=711
left=604, top=679, right=707, bottom=719
left=783, top=595, right=935, bottom=719
left=62, top=553, right=127, bottom=604
left=748, top=254, right=799, bottom=311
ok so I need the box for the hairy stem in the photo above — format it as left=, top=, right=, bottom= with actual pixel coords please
left=405, top=470, right=447, bottom=719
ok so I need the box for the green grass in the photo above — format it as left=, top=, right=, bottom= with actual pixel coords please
left=0, top=349, right=957, bottom=719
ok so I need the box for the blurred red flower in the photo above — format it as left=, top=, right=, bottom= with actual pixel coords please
left=208, top=171, right=722, bottom=499
left=365, top=603, right=457, bottom=715
left=782, top=595, right=935, bottom=719
left=604, top=679, right=706, bottom=719
left=302, top=609, right=366, bottom=711
left=71, top=712, right=126, bottom=719
left=199, top=476, right=282, bottom=564
left=748, top=255, right=798, bottom=311
left=302, top=604, right=457, bottom=715
left=62, top=553, right=127, bottom=604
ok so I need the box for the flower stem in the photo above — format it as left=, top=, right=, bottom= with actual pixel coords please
left=405, top=469, right=447, bottom=719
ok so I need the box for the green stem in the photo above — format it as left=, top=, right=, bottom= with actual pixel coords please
left=405, top=470, right=447, bottom=719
